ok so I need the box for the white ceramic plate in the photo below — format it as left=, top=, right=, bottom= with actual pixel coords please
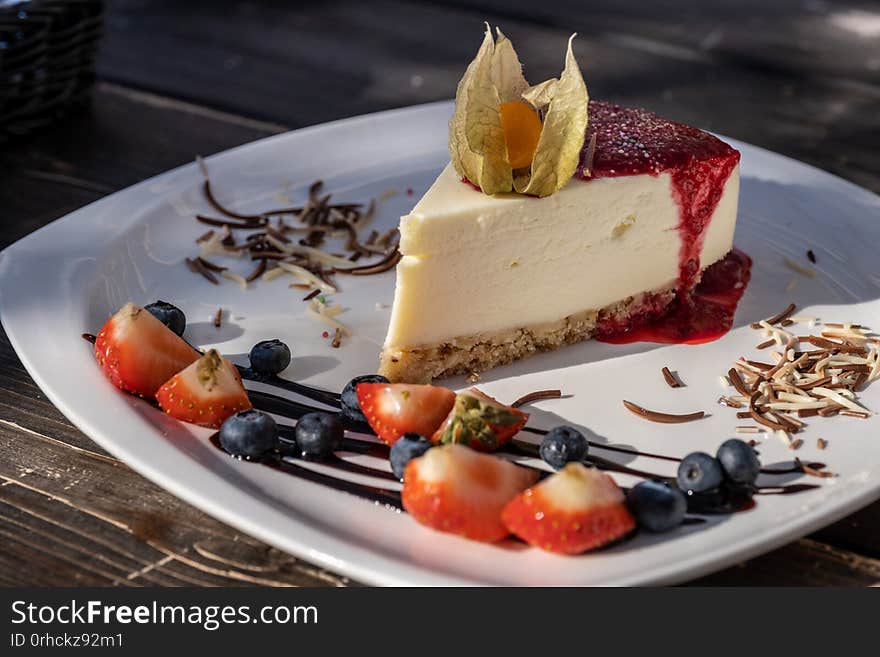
left=2, top=101, right=879, bottom=586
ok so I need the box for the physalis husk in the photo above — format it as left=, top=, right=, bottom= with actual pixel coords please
left=448, top=26, right=588, bottom=197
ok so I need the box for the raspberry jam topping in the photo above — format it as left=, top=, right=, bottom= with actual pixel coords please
left=597, top=249, right=752, bottom=345
left=579, top=101, right=739, bottom=179
left=581, top=101, right=747, bottom=344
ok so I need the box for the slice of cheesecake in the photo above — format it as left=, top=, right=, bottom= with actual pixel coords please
left=379, top=101, right=741, bottom=383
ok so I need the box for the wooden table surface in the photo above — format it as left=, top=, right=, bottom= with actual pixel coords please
left=1, top=0, right=879, bottom=586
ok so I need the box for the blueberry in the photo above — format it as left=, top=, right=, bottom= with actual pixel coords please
left=717, top=438, right=761, bottom=484
left=145, top=300, right=186, bottom=336
left=249, top=339, right=291, bottom=375
left=626, top=480, right=687, bottom=532
left=539, top=426, right=589, bottom=470
left=295, top=412, right=344, bottom=459
left=390, top=433, right=432, bottom=480
left=340, top=374, right=389, bottom=423
left=677, top=452, right=724, bottom=493
left=219, top=409, right=277, bottom=459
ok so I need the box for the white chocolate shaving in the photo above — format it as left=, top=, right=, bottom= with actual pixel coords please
left=811, top=388, right=872, bottom=414
left=220, top=269, right=248, bottom=290
left=276, top=262, right=337, bottom=293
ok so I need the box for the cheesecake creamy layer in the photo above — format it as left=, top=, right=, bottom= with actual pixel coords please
left=384, top=162, right=739, bottom=350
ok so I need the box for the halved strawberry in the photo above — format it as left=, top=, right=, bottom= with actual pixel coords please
left=94, top=302, right=199, bottom=398
left=155, top=349, right=251, bottom=428
left=356, top=383, right=455, bottom=445
left=431, top=388, right=528, bottom=452
left=402, top=444, right=539, bottom=542
left=502, top=463, right=635, bottom=554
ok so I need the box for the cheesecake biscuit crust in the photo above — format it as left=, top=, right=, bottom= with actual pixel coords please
left=379, top=284, right=677, bottom=383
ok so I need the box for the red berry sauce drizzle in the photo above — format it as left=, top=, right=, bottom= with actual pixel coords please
left=578, top=101, right=751, bottom=345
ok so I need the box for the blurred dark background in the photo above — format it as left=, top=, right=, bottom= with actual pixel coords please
left=100, top=0, right=877, bottom=182
left=3, top=0, right=878, bottom=249
left=1, top=1, right=879, bottom=587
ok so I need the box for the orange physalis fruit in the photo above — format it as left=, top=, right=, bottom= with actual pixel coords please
left=499, top=100, right=543, bottom=169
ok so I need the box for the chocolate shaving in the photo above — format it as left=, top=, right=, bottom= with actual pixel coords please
left=816, top=438, right=828, bottom=450
left=807, top=336, right=865, bottom=353
left=800, top=376, right=832, bottom=391
left=749, top=408, right=788, bottom=432
left=302, top=289, right=321, bottom=302
left=334, top=249, right=402, bottom=275
left=756, top=339, right=775, bottom=349
left=197, top=257, right=226, bottom=273
left=837, top=364, right=869, bottom=373
left=250, top=252, right=290, bottom=261
left=582, top=132, right=597, bottom=177
left=840, top=410, right=870, bottom=419
left=190, top=167, right=388, bottom=293
left=622, top=400, right=705, bottom=424
left=728, top=368, right=751, bottom=397
left=774, top=413, right=802, bottom=433
left=265, top=225, right=290, bottom=244
left=751, top=303, right=796, bottom=329
left=246, top=258, right=268, bottom=283
left=376, top=228, right=400, bottom=249
left=748, top=392, right=791, bottom=432
left=719, top=396, right=744, bottom=409
left=331, top=328, right=342, bottom=348
left=807, top=249, right=817, bottom=264
left=213, top=308, right=223, bottom=328
left=511, top=389, right=563, bottom=408
left=196, top=214, right=266, bottom=230
left=661, top=367, right=683, bottom=388
left=196, top=229, right=215, bottom=243
left=203, top=179, right=265, bottom=223
left=81, top=333, right=96, bottom=344
left=186, top=258, right=219, bottom=285
left=796, top=458, right=834, bottom=478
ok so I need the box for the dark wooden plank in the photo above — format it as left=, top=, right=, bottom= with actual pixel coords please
left=96, top=0, right=879, bottom=192
left=0, top=83, right=283, bottom=250
left=812, top=503, right=880, bottom=561
left=0, top=408, right=351, bottom=587
left=690, top=538, right=880, bottom=586
left=435, top=0, right=880, bottom=86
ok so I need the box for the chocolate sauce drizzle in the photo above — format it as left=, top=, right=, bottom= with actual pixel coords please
left=209, top=434, right=403, bottom=510
left=237, top=367, right=342, bottom=410
left=216, top=378, right=822, bottom=520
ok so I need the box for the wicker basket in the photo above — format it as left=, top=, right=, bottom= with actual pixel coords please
left=0, top=0, right=103, bottom=142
